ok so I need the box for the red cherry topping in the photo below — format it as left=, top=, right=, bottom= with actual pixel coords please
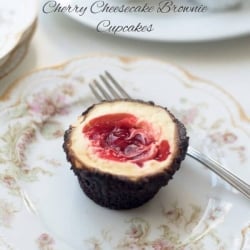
left=83, top=113, right=170, bottom=166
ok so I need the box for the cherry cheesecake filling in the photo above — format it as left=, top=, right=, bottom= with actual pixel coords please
left=63, top=100, right=189, bottom=209
left=83, top=113, right=170, bottom=166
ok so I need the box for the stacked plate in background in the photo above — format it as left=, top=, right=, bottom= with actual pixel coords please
left=0, top=0, right=38, bottom=79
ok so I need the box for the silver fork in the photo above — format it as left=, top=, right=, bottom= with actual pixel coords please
left=89, top=71, right=250, bottom=200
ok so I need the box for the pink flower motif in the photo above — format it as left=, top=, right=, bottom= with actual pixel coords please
left=27, top=91, right=68, bottom=119
left=208, top=206, right=225, bottom=222
left=36, top=233, right=55, bottom=250
left=181, top=108, right=198, bottom=125
left=152, top=239, right=175, bottom=250
left=3, top=175, right=15, bottom=186
left=223, top=132, right=237, bottom=144
left=127, top=224, right=144, bottom=240
left=209, top=132, right=223, bottom=145
left=1, top=175, right=19, bottom=191
left=16, top=127, right=35, bottom=168
left=164, top=207, right=184, bottom=224
left=0, top=200, right=17, bottom=227
left=209, top=131, right=237, bottom=145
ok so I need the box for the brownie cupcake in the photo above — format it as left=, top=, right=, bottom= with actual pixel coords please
left=63, top=100, right=189, bottom=209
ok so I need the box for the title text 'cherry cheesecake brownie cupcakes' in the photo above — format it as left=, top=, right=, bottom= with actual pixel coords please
left=63, top=99, right=189, bottom=209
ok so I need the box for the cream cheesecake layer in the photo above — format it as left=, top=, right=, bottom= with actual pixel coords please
left=69, top=101, right=180, bottom=180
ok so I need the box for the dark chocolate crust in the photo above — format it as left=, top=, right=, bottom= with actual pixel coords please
left=63, top=99, right=189, bottom=210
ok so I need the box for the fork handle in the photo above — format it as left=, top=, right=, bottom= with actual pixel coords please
left=187, top=147, right=250, bottom=199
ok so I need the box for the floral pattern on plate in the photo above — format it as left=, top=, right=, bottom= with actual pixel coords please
left=0, top=56, right=249, bottom=250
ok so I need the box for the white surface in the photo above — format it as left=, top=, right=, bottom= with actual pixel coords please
left=57, top=0, right=250, bottom=42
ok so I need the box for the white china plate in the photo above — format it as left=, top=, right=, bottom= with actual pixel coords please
left=0, top=20, right=37, bottom=80
left=0, top=56, right=249, bottom=249
left=56, top=0, right=250, bottom=42
left=0, top=0, right=37, bottom=62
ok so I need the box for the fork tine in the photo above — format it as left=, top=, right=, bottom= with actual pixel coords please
left=89, top=82, right=103, bottom=101
left=99, top=75, right=121, bottom=99
left=93, top=80, right=112, bottom=100
left=105, top=71, right=131, bottom=99
left=89, top=71, right=131, bottom=102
